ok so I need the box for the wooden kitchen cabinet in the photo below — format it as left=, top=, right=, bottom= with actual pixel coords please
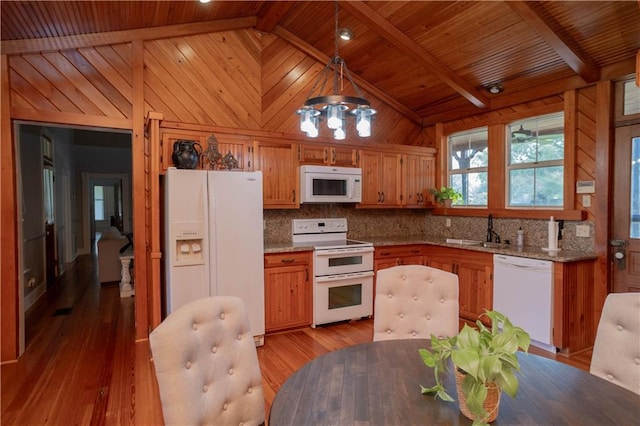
left=374, top=245, right=424, bottom=271
left=423, top=245, right=493, bottom=324
left=253, top=139, right=299, bottom=208
left=299, top=144, right=358, bottom=167
left=359, top=150, right=402, bottom=207
left=264, top=251, right=312, bottom=333
left=160, top=129, right=251, bottom=172
left=402, top=153, right=435, bottom=208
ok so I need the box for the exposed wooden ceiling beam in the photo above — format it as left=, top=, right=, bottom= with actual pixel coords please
left=273, top=26, right=422, bottom=125
left=0, top=17, right=257, bottom=55
left=341, top=0, right=490, bottom=110
left=507, top=1, right=600, bottom=83
left=255, top=1, right=296, bottom=33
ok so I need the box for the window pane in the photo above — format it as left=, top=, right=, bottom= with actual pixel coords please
left=450, top=171, right=488, bottom=206
left=449, top=128, right=488, bottom=171
left=94, top=186, right=105, bottom=221
left=631, top=137, right=640, bottom=238
left=509, top=166, right=564, bottom=207
left=509, top=113, right=564, bottom=165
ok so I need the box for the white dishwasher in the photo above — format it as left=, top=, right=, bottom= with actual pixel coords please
left=492, top=254, right=556, bottom=353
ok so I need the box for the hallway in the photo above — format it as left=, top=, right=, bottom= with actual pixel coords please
left=1, top=255, right=162, bottom=425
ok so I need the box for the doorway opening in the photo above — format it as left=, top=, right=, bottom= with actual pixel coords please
left=15, top=121, right=132, bottom=354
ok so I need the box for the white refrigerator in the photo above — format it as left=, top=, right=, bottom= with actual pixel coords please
left=164, top=167, right=265, bottom=345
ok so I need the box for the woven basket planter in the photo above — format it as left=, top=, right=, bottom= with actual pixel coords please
left=455, top=370, right=502, bottom=423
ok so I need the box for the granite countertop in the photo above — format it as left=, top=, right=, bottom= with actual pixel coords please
left=265, top=235, right=597, bottom=263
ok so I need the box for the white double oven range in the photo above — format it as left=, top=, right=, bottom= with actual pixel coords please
left=292, top=218, right=374, bottom=327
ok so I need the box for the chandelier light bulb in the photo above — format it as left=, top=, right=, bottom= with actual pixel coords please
left=334, top=126, right=346, bottom=140
left=327, top=105, right=343, bottom=129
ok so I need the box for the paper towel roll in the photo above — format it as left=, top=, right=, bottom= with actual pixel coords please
left=548, top=217, right=558, bottom=250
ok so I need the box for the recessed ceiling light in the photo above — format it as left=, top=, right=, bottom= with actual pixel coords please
left=485, top=83, right=504, bottom=94
left=339, top=28, right=353, bottom=41
left=199, top=0, right=212, bottom=4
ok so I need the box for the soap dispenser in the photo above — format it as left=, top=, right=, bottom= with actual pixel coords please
left=517, top=227, right=524, bottom=248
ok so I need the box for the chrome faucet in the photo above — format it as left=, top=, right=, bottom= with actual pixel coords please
left=487, top=214, right=493, bottom=242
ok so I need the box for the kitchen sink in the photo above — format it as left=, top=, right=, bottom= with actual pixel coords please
left=445, top=238, right=483, bottom=246
left=483, top=242, right=511, bottom=249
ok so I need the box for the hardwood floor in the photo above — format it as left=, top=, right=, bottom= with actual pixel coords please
left=1, top=255, right=592, bottom=425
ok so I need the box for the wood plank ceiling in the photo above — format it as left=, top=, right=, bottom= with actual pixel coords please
left=1, top=0, right=639, bottom=126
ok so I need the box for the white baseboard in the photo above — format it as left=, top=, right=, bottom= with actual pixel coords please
left=24, top=282, right=46, bottom=311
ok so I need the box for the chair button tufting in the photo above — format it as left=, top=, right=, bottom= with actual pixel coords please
left=237, top=334, right=243, bottom=340
left=185, top=361, right=192, bottom=369
left=616, top=325, right=623, bottom=331
left=635, top=358, right=640, bottom=365
left=223, top=403, right=228, bottom=410
left=607, top=374, right=614, bottom=381
left=399, top=313, right=404, bottom=318
left=192, top=322, right=198, bottom=330
left=426, top=315, right=431, bottom=320
left=439, top=298, right=444, bottom=303
left=411, top=331, right=417, bottom=336
left=387, top=293, right=393, bottom=298
left=248, top=387, right=253, bottom=394
left=220, top=313, right=225, bottom=320
left=386, top=329, right=392, bottom=334
left=413, top=296, right=418, bottom=301
left=229, top=368, right=234, bottom=375
left=211, top=345, right=217, bottom=353
left=401, top=274, right=407, bottom=281
left=202, top=384, right=208, bottom=392
left=428, top=278, right=433, bottom=283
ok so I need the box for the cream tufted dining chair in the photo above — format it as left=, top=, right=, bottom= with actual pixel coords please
left=149, top=296, right=265, bottom=426
left=373, top=264, right=459, bottom=342
left=590, top=292, right=640, bottom=395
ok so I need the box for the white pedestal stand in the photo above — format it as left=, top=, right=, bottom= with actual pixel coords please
left=118, top=249, right=135, bottom=298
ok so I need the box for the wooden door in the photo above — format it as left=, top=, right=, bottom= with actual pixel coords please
left=379, top=152, right=402, bottom=206
left=264, top=264, right=311, bottom=332
left=402, top=154, right=434, bottom=207
left=331, top=147, right=357, bottom=167
left=612, top=124, right=640, bottom=292
left=359, top=150, right=382, bottom=205
left=253, top=140, right=299, bottom=208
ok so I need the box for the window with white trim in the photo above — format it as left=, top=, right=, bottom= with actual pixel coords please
left=507, top=112, right=564, bottom=208
left=448, top=127, right=488, bottom=206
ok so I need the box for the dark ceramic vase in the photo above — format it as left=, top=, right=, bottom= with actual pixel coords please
left=172, top=140, right=202, bottom=169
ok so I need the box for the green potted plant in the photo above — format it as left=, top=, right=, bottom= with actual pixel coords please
left=419, top=311, right=531, bottom=426
left=431, top=186, right=462, bottom=207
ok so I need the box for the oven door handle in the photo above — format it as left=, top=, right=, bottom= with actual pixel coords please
left=314, top=247, right=374, bottom=256
left=315, top=271, right=375, bottom=282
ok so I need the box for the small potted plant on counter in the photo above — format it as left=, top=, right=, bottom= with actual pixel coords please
left=419, top=310, right=531, bottom=426
left=431, top=186, right=462, bottom=207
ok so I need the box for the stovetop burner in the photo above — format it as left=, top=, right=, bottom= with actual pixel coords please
left=291, top=218, right=372, bottom=249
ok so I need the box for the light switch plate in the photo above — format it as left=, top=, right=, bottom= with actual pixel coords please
left=576, top=224, right=590, bottom=238
left=445, top=218, right=451, bottom=227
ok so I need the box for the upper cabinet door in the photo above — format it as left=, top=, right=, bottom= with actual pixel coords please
left=402, top=153, right=435, bottom=208
left=358, top=150, right=401, bottom=207
left=160, top=130, right=251, bottom=172
left=299, top=144, right=358, bottom=167
left=253, top=139, right=299, bottom=209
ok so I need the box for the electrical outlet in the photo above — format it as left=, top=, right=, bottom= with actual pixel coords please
left=445, top=218, right=451, bottom=227
left=582, top=195, right=591, bottom=208
left=576, top=224, right=590, bottom=238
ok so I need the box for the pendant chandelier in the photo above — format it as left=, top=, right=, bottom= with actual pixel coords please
left=296, top=0, right=376, bottom=139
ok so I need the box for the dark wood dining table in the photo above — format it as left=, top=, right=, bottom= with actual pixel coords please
left=269, top=339, right=640, bottom=425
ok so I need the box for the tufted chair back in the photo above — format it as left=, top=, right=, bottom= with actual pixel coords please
left=149, top=296, right=265, bottom=425
left=373, top=265, right=459, bottom=342
left=590, top=292, right=640, bottom=395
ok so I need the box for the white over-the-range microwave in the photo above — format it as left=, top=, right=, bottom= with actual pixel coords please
left=299, top=165, right=362, bottom=204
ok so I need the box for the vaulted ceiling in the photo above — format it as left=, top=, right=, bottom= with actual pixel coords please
left=2, top=1, right=639, bottom=126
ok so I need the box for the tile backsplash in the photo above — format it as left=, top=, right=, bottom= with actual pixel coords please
left=264, top=205, right=594, bottom=252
